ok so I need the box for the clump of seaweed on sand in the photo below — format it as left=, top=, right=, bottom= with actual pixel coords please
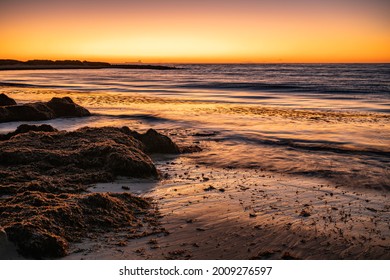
left=0, top=95, right=198, bottom=259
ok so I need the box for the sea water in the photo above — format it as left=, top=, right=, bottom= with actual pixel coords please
left=0, top=64, right=389, bottom=189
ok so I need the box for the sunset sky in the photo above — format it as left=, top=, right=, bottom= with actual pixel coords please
left=1, top=0, right=389, bottom=63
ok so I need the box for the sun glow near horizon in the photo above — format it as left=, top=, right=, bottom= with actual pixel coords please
left=1, top=0, right=390, bottom=63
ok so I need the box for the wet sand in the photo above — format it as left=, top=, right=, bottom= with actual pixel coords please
left=63, top=156, right=390, bottom=260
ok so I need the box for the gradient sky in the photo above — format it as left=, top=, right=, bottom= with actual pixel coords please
left=1, top=0, right=389, bottom=63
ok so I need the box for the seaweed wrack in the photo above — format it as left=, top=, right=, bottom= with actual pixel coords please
left=0, top=124, right=195, bottom=259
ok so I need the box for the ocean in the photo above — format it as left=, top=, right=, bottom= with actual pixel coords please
left=0, top=64, right=389, bottom=190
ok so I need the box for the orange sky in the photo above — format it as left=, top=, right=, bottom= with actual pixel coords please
left=1, top=0, right=389, bottom=63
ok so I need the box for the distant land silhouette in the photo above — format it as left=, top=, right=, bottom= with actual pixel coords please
left=0, top=59, right=176, bottom=70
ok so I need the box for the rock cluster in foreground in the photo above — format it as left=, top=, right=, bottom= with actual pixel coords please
left=0, top=94, right=90, bottom=123
left=0, top=124, right=183, bottom=259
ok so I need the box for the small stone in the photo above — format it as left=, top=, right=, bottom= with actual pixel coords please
left=299, top=209, right=311, bottom=217
left=204, top=186, right=216, bottom=191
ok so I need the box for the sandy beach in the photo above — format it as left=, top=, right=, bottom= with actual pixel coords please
left=65, top=158, right=389, bottom=260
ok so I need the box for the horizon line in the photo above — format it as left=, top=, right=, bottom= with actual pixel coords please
left=1, top=58, right=390, bottom=65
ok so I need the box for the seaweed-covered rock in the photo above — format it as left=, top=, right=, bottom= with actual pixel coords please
left=1, top=191, right=151, bottom=258
left=0, top=125, right=184, bottom=258
left=0, top=96, right=90, bottom=123
left=5, top=223, right=68, bottom=259
left=0, top=126, right=157, bottom=186
left=0, top=94, right=17, bottom=106
left=13, top=124, right=57, bottom=135
left=0, top=124, right=58, bottom=141
left=124, top=128, right=180, bottom=154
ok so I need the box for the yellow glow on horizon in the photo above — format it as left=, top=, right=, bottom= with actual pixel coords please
left=1, top=1, right=389, bottom=63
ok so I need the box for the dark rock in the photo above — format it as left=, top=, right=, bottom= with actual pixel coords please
left=0, top=94, right=17, bottom=106
left=204, top=186, right=216, bottom=191
left=299, top=209, right=311, bottom=217
left=122, top=127, right=180, bottom=154
left=0, top=102, right=54, bottom=122
left=46, top=97, right=90, bottom=118
left=0, top=96, right=90, bottom=123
